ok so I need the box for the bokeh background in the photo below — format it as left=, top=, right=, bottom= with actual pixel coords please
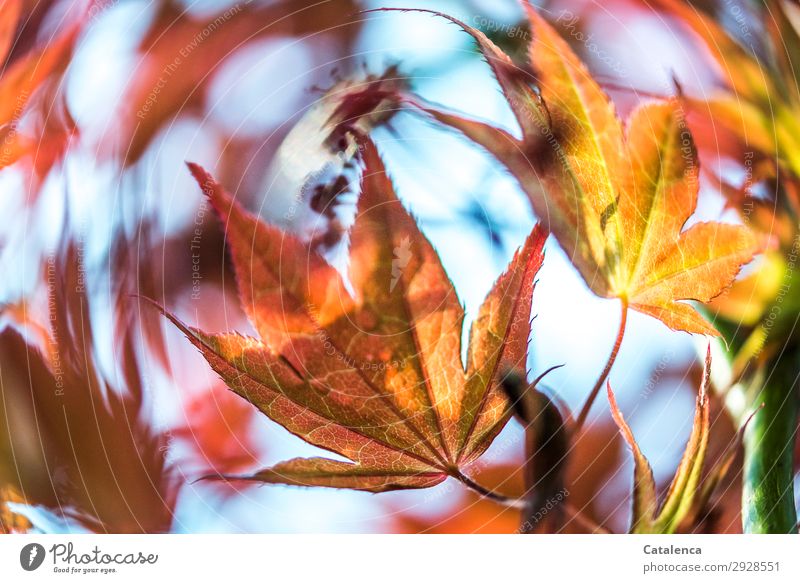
left=0, top=0, right=762, bottom=532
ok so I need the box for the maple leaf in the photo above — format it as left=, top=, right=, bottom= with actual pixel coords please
left=117, top=0, right=361, bottom=163
left=169, top=138, right=546, bottom=492
left=380, top=4, right=761, bottom=336
left=0, top=0, right=21, bottom=66
left=0, top=246, right=178, bottom=533
left=608, top=347, right=712, bottom=533
left=646, top=0, right=800, bottom=173
left=0, top=0, right=81, bottom=174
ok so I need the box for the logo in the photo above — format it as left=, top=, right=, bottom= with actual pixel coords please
left=390, top=236, right=412, bottom=292
left=20, top=543, right=46, bottom=571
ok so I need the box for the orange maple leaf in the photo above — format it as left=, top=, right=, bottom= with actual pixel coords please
left=0, top=0, right=81, bottom=173
left=0, top=248, right=177, bottom=533
left=168, top=138, right=546, bottom=492
left=383, top=4, right=762, bottom=336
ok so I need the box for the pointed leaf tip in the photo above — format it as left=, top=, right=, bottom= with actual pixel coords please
left=203, top=457, right=448, bottom=493
left=459, top=222, right=547, bottom=461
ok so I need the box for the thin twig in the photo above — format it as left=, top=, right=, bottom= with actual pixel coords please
left=575, top=298, right=629, bottom=431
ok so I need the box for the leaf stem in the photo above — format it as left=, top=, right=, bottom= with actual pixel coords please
left=455, top=472, right=613, bottom=533
left=575, top=298, right=629, bottom=431
left=454, top=471, right=525, bottom=510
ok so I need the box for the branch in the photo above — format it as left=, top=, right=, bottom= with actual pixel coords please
left=742, top=351, right=799, bottom=533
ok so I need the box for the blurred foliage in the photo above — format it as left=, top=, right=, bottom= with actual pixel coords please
left=0, top=0, right=797, bottom=534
